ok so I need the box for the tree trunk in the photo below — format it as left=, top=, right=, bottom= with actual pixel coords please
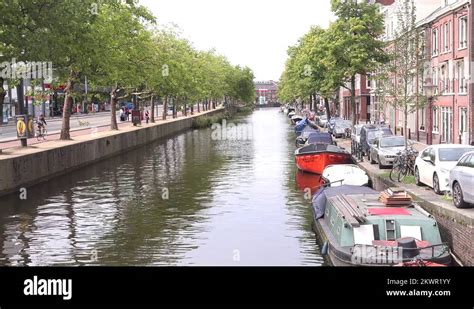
left=184, top=100, right=187, bottom=116
left=324, top=97, right=331, bottom=121
left=173, top=97, right=177, bottom=118
left=110, top=87, right=119, bottom=130
left=191, top=102, right=194, bottom=115
left=150, top=95, right=155, bottom=123
left=350, top=75, right=357, bottom=126
left=162, top=95, right=168, bottom=120
left=0, top=77, right=5, bottom=125
left=60, top=73, right=75, bottom=140
left=197, top=101, right=200, bottom=113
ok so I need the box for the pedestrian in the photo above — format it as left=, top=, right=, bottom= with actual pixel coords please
left=120, top=108, right=125, bottom=121
left=145, top=110, right=150, bottom=124
left=379, top=113, right=385, bottom=125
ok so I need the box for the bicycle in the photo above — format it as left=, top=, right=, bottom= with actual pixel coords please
left=36, top=122, right=48, bottom=141
left=390, top=146, right=418, bottom=182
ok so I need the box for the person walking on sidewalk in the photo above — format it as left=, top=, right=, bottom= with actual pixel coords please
left=145, top=110, right=150, bottom=124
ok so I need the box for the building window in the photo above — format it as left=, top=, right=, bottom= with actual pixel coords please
left=366, top=74, right=372, bottom=88
left=441, top=107, right=453, bottom=143
left=440, top=64, right=448, bottom=94
left=460, top=107, right=468, bottom=134
left=443, top=23, right=449, bottom=52
left=433, top=107, right=439, bottom=133
left=457, top=59, right=467, bottom=94
left=432, top=28, right=439, bottom=55
left=459, top=16, right=468, bottom=49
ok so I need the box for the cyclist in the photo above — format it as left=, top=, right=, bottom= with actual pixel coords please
left=37, top=114, right=48, bottom=139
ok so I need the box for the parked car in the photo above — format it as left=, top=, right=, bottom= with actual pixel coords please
left=449, top=151, right=474, bottom=208
left=332, top=119, right=352, bottom=138
left=369, top=136, right=406, bottom=168
left=359, top=125, right=393, bottom=157
left=317, top=114, right=328, bottom=127
left=415, top=144, right=474, bottom=195
left=327, top=117, right=343, bottom=134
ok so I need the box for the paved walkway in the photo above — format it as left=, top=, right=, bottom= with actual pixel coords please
left=0, top=108, right=221, bottom=156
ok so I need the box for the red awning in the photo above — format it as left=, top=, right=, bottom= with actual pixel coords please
left=367, top=207, right=411, bottom=216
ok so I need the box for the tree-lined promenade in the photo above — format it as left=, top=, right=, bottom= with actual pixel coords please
left=0, top=0, right=255, bottom=141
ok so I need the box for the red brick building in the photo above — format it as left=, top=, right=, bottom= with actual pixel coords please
left=340, top=74, right=373, bottom=123
left=255, top=80, right=278, bottom=105
left=342, top=0, right=473, bottom=145
left=422, top=0, right=471, bottom=144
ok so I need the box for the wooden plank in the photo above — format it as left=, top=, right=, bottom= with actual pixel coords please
left=341, top=195, right=368, bottom=221
left=328, top=196, right=360, bottom=227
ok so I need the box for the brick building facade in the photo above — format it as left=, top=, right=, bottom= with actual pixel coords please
left=341, top=0, right=473, bottom=145
left=255, top=80, right=278, bottom=105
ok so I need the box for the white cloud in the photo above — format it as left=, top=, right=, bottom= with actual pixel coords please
left=140, top=0, right=334, bottom=81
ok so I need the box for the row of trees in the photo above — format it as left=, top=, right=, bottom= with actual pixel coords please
left=279, top=0, right=427, bottom=145
left=0, top=0, right=255, bottom=140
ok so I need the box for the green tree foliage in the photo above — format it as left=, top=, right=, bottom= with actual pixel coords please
left=0, top=0, right=255, bottom=139
left=382, top=0, right=427, bottom=147
left=329, top=0, right=389, bottom=125
left=280, top=1, right=389, bottom=124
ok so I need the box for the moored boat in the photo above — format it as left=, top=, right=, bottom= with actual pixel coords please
left=291, top=115, right=304, bottom=125
left=311, top=185, right=451, bottom=266
left=321, top=164, right=370, bottom=187
left=295, top=143, right=353, bottom=174
left=295, top=171, right=324, bottom=195
left=295, top=126, right=320, bottom=147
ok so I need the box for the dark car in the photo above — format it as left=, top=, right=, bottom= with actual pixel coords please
left=359, top=125, right=392, bottom=157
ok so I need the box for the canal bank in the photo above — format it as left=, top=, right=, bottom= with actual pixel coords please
left=0, top=108, right=225, bottom=198
left=337, top=139, right=473, bottom=266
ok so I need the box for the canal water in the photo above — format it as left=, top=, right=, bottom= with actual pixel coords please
left=0, top=108, right=325, bottom=266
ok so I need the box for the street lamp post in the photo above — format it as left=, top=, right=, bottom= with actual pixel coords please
left=424, top=79, right=437, bottom=145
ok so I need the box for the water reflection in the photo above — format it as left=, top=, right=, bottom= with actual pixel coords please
left=0, top=108, right=325, bottom=266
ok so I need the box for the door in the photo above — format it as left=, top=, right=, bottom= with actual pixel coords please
left=463, top=155, right=474, bottom=203
left=420, top=147, right=436, bottom=186
left=418, top=147, right=432, bottom=184
left=426, top=148, right=437, bottom=187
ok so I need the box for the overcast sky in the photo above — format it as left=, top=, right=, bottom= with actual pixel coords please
left=140, top=0, right=334, bottom=81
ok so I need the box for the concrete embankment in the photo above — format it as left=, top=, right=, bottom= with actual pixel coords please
left=0, top=109, right=224, bottom=198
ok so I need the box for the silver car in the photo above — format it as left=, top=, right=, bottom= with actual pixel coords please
left=369, top=136, right=406, bottom=168
left=449, top=151, right=474, bottom=208
left=332, top=120, right=352, bottom=138
left=318, top=115, right=328, bottom=127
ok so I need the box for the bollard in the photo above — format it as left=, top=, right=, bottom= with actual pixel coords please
left=401, top=127, right=404, bottom=136
left=409, top=128, right=411, bottom=140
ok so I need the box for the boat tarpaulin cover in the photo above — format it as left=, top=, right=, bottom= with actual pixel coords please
left=307, top=132, right=333, bottom=145
left=295, top=118, right=308, bottom=134
left=312, top=185, right=377, bottom=220
left=367, top=208, right=411, bottom=216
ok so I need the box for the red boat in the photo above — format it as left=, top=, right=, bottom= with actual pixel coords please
left=295, top=143, right=353, bottom=174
